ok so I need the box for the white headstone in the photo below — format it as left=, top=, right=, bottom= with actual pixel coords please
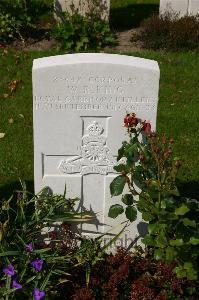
left=160, top=0, right=199, bottom=18
left=189, top=0, right=199, bottom=15
left=160, top=0, right=188, bottom=18
left=33, top=53, right=159, bottom=249
left=54, top=0, right=110, bottom=21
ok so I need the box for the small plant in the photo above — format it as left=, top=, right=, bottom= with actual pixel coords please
left=75, top=238, right=104, bottom=286
left=138, top=12, right=199, bottom=50
left=53, top=0, right=115, bottom=51
left=0, top=0, right=53, bottom=43
left=64, top=247, right=198, bottom=299
left=0, top=13, right=16, bottom=44
left=0, top=182, right=93, bottom=298
left=108, top=113, right=199, bottom=281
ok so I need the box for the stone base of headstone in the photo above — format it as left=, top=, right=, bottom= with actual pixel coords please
left=54, top=0, right=110, bottom=22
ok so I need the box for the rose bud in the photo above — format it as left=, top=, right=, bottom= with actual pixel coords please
left=129, top=116, right=138, bottom=126
left=124, top=114, right=130, bottom=127
left=143, top=122, right=152, bottom=135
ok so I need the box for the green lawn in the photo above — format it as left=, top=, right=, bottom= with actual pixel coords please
left=0, top=49, right=198, bottom=198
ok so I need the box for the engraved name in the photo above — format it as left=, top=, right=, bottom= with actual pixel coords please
left=35, top=74, right=156, bottom=112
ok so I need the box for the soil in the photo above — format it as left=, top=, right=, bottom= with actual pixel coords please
left=11, top=37, right=57, bottom=51
left=110, top=27, right=144, bottom=52
left=8, top=27, right=143, bottom=52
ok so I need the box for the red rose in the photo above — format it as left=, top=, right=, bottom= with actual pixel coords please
left=129, top=116, right=138, bottom=126
left=124, top=114, right=138, bottom=127
left=124, top=115, right=129, bottom=127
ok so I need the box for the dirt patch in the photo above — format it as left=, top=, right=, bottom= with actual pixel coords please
left=26, top=38, right=57, bottom=51
left=10, top=37, right=57, bottom=51
left=110, top=27, right=144, bottom=52
left=6, top=27, right=143, bottom=52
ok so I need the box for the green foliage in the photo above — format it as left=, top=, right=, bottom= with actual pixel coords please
left=125, top=205, right=137, bottom=222
left=53, top=0, right=115, bottom=51
left=53, top=13, right=114, bottom=51
left=0, top=182, right=92, bottom=298
left=0, top=13, right=16, bottom=43
left=140, top=12, right=199, bottom=51
left=0, top=0, right=53, bottom=43
left=108, top=204, right=124, bottom=218
left=75, top=238, right=104, bottom=286
left=110, top=175, right=126, bottom=196
left=109, top=113, right=199, bottom=280
left=53, top=13, right=88, bottom=51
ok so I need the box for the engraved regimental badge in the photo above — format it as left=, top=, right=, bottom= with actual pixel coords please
left=59, top=121, right=116, bottom=175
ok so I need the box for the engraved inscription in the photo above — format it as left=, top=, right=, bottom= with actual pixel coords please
left=35, top=97, right=156, bottom=112
left=34, top=74, right=156, bottom=112
left=59, top=121, right=116, bottom=175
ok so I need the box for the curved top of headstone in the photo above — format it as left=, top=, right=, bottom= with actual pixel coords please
left=33, top=53, right=159, bottom=72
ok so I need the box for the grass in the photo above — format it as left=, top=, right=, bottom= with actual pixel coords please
left=0, top=49, right=198, bottom=199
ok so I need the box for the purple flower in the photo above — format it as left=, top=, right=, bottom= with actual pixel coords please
left=33, top=288, right=45, bottom=300
left=12, top=280, right=22, bottom=289
left=25, top=243, right=33, bottom=252
left=31, top=259, right=44, bottom=272
left=3, top=264, right=15, bottom=276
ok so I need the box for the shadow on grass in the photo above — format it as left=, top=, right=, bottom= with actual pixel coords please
left=110, top=3, right=159, bottom=30
left=0, top=180, right=34, bottom=201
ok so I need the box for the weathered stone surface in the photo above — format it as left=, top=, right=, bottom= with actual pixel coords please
left=189, top=0, right=199, bottom=15
left=54, top=0, right=110, bottom=21
left=33, top=53, right=159, bottom=249
left=160, top=0, right=188, bottom=18
left=160, top=0, right=199, bottom=17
